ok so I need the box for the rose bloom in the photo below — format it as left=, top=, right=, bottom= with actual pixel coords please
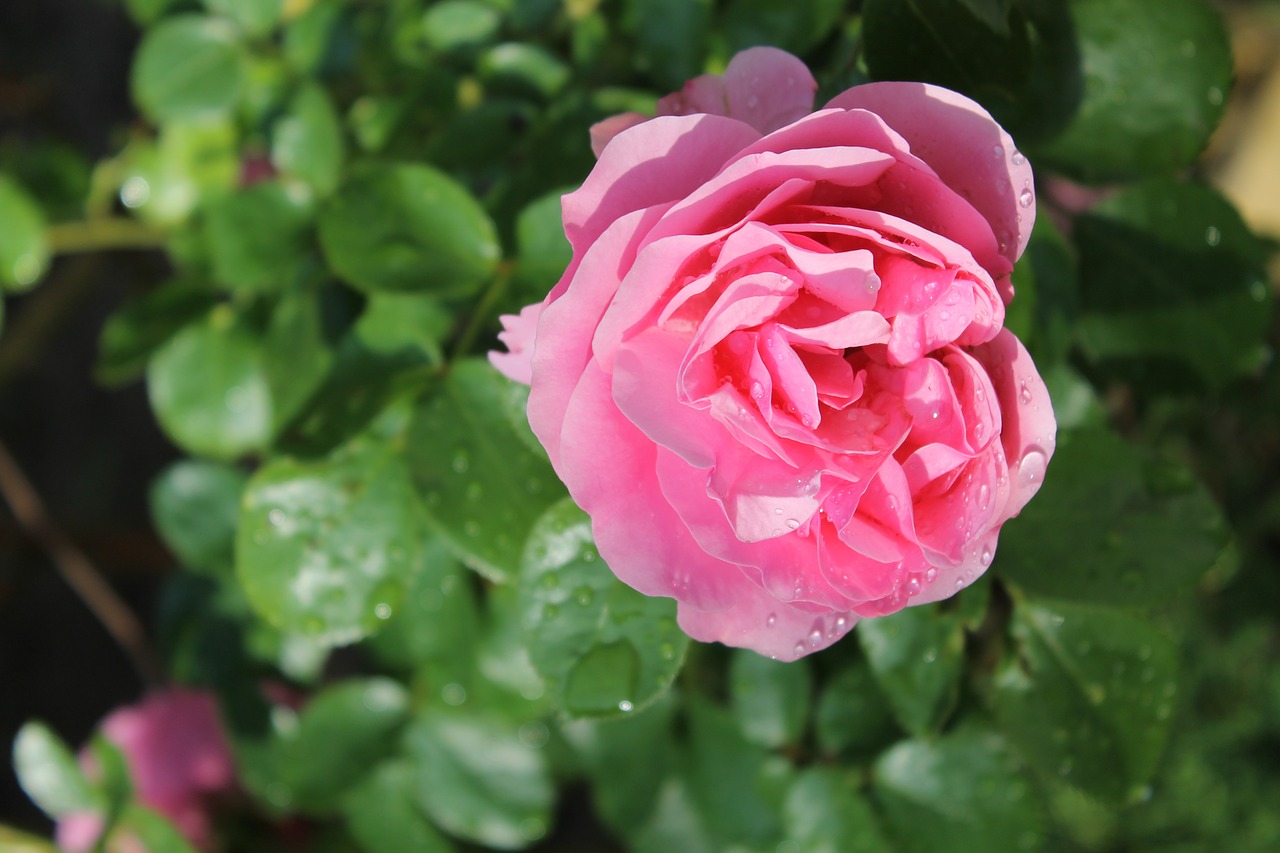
left=493, top=48, right=1055, bottom=660
left=56, top=688, right=237, bottom=852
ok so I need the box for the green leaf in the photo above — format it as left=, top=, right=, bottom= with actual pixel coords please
left=422, top=0, right=503, bottom=53
left=343, top=761, right=454, bottom=853
left=366, top=541, right=479, bottom=677
left=236, top=436, right=423, bottom=644
left=1039, top=0, right=1232, bottom=181
left=681, top=698, right=789, bottom=849
left=728, top=650, right=812, bottom=748
left=282, top=0, right=347, bottom=75
left=274, top=678, right=411, bottom=813
left=995, top=427, right=1230, bottom=605
left=115, top=805, right=198, bottom=853
left=204, top=0, right=283, bottom=37
left=631, top=778, right=719, bottom=853
left=12, top=722, right=100, bottom=818
left=783, top=768, right=894, bottom=853
left=405, top=711, right=554, bottom=850
left=559, top=693, right=679, bottom=834
left=261, top=289, right=335, bottom=431
left=1010, top=214, right=1079, bottom=368
left=318, top=162, right=499, bottom=296
left=813, top=658, right=899, bottom=757
left=858, top=606, right=965, bottom=736
left=150, top=459, right=247, bottom=575
left=147, top=306, right=272, bottom=459
left=477, top=43, right=571, bottom=101
left=125, top=0, right=181, bottom=24
left=117, top=119, right=240, bottom=227
left=272, top=83, right=345, bottom=198
left=354, top=293, right=452, bottom=366
left=97, top=281, right=218, bottom=386
left=406, top=359, right=563, bottom=583
left=1073, top=181, right=1272, bottom=387
left=872, top=726, right=1042, bottom=852
left=132, top=15, right=247, bottom=124
left=862, top=0, right=1079, bottom=143
left=957, top=0, right=1015, bottom=34
left=625, top=0, right=711, bottom=90
left=718, top=0, right=843, bottom=56
left=511, top=189, right=572, bottom=307
left=0, top=174, right=49, bottom=291
left=991, top=600, right=1179, bottom=804
left=518, top=499, right=688, bottom=718
left=204, top=182, right=312, bottom=293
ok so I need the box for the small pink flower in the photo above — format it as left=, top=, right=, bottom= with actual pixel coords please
left=494, top=48, right=1055, bottom=660
left=57, top=688, right=236, bottom=852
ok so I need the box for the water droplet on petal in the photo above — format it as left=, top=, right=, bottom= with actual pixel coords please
left=1017, top=450, right=1048, bottom=488
left=992, top=144, right=1004, bottom=158
left=1018, top=382, right=1033, bottom=405
left=807, top=628, right=823, bottom=647
left=785, top=518, right=800, bottom=530
left=766, top=613, right=777, bottom=628
left=1018, top=187, right=1034, bottom=208
left=1011, top=150, right=1026, bottom=166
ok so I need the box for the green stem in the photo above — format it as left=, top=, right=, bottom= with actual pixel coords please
left=46, top=218, right=168, bottom=255
left=452, top=262, right=516, bottom=361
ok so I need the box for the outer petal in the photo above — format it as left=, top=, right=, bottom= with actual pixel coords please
left=488, top=302, right=543, bottom=386
left=589, top=112, right=649, bottom=157
left=657, top=46, right=817, bottom=135
left=826, top=82, right=1036, bottom=266
left=677, top=584, right=856, bottom=662
left=562, top=114, right=761, bottom=256
left=558, top=360, right=750, bottom=614
left=528, top=209, right=654, bottom=469
left=970, top=328, right=1056, bottom=518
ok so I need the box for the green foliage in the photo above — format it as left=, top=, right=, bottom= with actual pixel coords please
left=7, top=0, right=1279, bottom=851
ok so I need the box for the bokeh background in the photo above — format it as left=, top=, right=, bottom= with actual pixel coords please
left=1, top=0, right=1278, bottom=844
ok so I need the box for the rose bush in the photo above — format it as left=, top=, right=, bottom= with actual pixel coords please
left=493, top=47, right=1056, bottom=661
left=56, top=689, right=236, bottom=852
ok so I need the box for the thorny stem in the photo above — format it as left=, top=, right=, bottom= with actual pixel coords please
left=0, top=439, right=165, bottom=687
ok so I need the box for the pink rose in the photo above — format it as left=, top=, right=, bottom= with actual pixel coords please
left=57, top=688, right=237, bottom=852
left=493, top=48, right=1056, bottom=660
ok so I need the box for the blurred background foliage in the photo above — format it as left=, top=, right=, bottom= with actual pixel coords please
left=0, top=0, right=1278, bottom=851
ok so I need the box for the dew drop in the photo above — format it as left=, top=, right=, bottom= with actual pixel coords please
left=1017, top=449, right=1048, bottom=487
left=978, top=483, right=991, bottom=509
left=268, top=509, right=285, bottom=527
left=785, top=518, right=800, bottom=530
left=922, top=647, right=937, bottom=663
left=992, top=144, right=1004, bottom=158
left=1018, top=382, right=1033, bottom=405
left=374, top=603, right=392, bottom=620
left=1204, top=225, right=1221, bottom=246
left=1011, top=150, right=1026, bottom=166
left=1018, top=187, right=1034, bottom=208
left=750, top=381, right=764, bottom=399
left=924, top=567, right=938, bottom=583
left=807, top=628, right=823, bottom=647
left=618, top=700, right=634, bottom=712
left=981, top=547, right=993, bottom=567
left=793, top=641, right=806, bottom=656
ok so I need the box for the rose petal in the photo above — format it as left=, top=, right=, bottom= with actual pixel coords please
left=488, top=302, right=543, bottom=386
left=589, top=112, right=649, bottom=157
left=970, top=328, right=1056, bottom=518
left=657, top=46, right=817, bottom=136
left=826, top=82, right=1036, bottom=267
left=562, top=114, right=761, bottom=258
left=677, top=581, right=856, bottom=662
